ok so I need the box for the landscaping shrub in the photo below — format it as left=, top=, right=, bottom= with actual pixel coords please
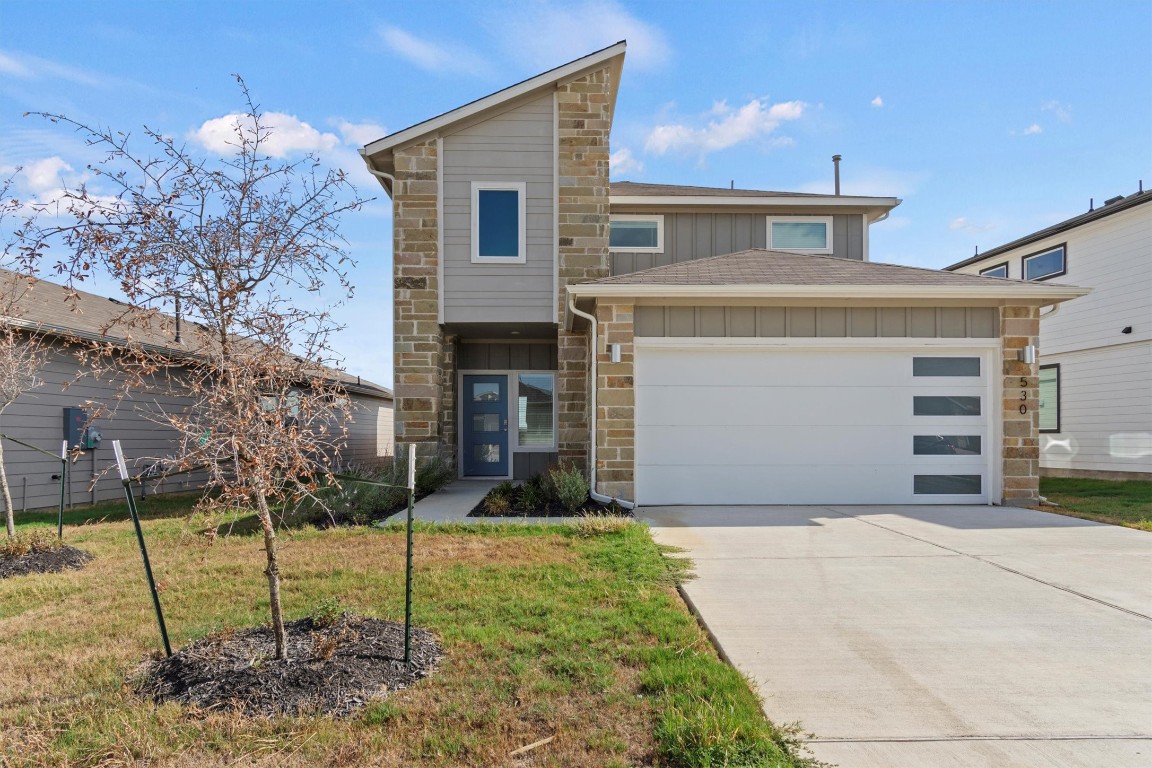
left=549, top=463, right=588, bottom=514
left=0, top=528, right=62, bottom=558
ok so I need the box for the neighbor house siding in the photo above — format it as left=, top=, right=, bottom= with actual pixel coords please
left=634, top=306, right=999, bottom=338
left=442, top=93, right=555, bottom=324
left=342, top=393, right=393, bottom=467
left=610, top=212, right=866, bottom=275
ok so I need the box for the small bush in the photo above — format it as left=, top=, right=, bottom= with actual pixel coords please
left=311, top=596, right=345, bottom=628
left=549, top=464, right=588, bottom=513
left=0, top=529, right=63, bottom=558
left=483, top=495, right=512, bottom=515
left=519, top=474, right=546, bottom=510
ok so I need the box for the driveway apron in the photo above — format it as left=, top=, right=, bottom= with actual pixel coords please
left=643, top=505, right=1152, bottom=768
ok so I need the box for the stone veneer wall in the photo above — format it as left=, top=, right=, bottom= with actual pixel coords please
left=556, top=65, right=614, bottom=470
left=595, top=301, right=635, bottom=499
left=391, top=138, right=448, bottom=457
left=1001, top=305, right=1042, bottom=505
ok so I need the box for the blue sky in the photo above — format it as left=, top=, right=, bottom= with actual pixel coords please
left=2, top=0, right=1149, bottom=387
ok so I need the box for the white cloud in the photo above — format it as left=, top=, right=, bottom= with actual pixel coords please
left=1042, top=100, right=1072, bottom=123
left=871, top=96, right=884, bottom=108
left=497, top=0, right=670, bottom=72
left=0, top=48, right=117, bottom=88
left=0, top=50, right=32, bottom=77
left=609, top=147, right=643, bottom=175
left=191, top=112, right=341, bottom=158
left=20, top=156, right=78, bottom=194
left=949, top=216, right=995, bottom=233
left=334, top=120, right=387, bottom=147
left=1023, top=123, right=1042, bottom=135
left=644, top=99, right=806, bottom=156
left=378, top=26, right=491, bottom=76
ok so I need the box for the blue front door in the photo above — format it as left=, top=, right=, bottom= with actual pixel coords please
left=462, top=374, right=509, bottom=476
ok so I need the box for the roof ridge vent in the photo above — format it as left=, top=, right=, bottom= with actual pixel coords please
left=1104, top=194, right=1125, bottom=206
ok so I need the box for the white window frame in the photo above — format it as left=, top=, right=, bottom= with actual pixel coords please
left=1023, top=243, right=1066, bottom=281
left=471, top=181, right=527, bottom=264
left=766, top=215, right=834, bottom=254
left=609, top=214, right=665, bottom=253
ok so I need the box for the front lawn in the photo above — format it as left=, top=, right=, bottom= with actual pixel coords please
left=0, top=499, right=817, bottom=767
left=1040, top=477, right=1152, bottom=531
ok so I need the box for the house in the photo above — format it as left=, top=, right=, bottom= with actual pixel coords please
left=362, top=41, right=1087, bottom=507
left=0, top=269, right=393, bottom=511
left=946, top=190, right=1151, bottom=480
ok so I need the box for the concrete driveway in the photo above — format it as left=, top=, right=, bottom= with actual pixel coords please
left=642, top=505, right=1152, bottom=767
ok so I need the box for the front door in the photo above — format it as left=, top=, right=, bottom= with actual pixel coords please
left=462, top=374, right=509, bottom=476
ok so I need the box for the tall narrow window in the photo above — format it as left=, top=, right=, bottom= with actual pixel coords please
left=1039, top=364, right=1060, bottom=432
left=767, top=216, right=833, bottom=253
left=471, top=181, right=526, bottom=263
left=609, top=215, right=664, bottom=252
left=517, top=373, right=555, bottom=448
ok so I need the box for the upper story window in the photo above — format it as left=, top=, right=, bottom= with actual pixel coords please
left=471, top=181, right=526, bottom=264
left=767, top=216, right=833, bottom=254
left=979, top=262, right=1009, bottom=278
left=1023, top=244, right=1066, bottom=281
left=609, top=214, right=664, bottom=252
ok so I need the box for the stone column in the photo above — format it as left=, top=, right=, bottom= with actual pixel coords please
left=595, top=301, right=635, bottom=500
left=1001, top=305, right=1041, bottom=505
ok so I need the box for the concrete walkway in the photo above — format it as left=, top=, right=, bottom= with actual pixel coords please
left=642, top=504, right=1152, bottom=768
left=407, top=480, right=570, bottom=525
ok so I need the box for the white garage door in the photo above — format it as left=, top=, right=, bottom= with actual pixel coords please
left=635, top=345, right=996, bottom=505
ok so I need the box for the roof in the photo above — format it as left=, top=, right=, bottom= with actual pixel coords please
left=0, top=269, right=392, bottom=400
left=609, top=181, right=900, bottom=218
left=611, top=181, right=886, bottom=200
left=566, top=249, right=1089, bottom=306
left=361, top=41, right=627, bottom=192
left=945, top=189, right=1152, bottom=270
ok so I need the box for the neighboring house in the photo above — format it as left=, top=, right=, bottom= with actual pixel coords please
left=946, top=190, right=1151, bottom=480
left=362, top=41, right=1087, bottom=506
left=0, top=270, right=393, bottom=511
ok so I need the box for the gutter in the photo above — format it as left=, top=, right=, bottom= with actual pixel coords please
left=567, top=282, right=1090, bottom=305
left=566, top=295, right=636, bottom=511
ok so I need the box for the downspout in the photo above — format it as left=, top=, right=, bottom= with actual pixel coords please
left=567, top=295, right=636, bottom=510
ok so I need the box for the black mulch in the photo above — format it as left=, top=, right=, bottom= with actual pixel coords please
left=0, top=545, right=93, bottom=579
left=468, top=490, right=632, bottom=518
left=136, top=615, right=441, bottom=718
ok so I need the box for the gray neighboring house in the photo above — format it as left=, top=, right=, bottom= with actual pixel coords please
left=946, top=190, right=1151, bottom=480
left=364, top=41, right=1088, bottom=507
left=0, top=269, right=393, bottom=511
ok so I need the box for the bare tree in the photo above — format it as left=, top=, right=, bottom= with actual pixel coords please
left=25, top=79, right=367, bottom=659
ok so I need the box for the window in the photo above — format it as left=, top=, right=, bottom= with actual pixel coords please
left=1023, top=244, right=1066, bottom=281
left=913, top=357, right=981, bottom=377
left=913, top=435, right=982, bottom=455
left=1039, top=364, right=1060, bottom=432
left=471, top=181, right=526, bottom=263
left=979, top=262, right=1008, bottom=278
left=609, top=215, right=664, bottom=252
left=767, top=216, right=833, bottom=253
left=516, top=373, right=555, bottom=449
left=914, top=475, right=982, bottom=495
left=913, top=396, right=981, bottom=417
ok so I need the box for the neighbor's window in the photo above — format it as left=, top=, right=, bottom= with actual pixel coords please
left=517, top=373, right=555, bottom=448
left=471, top=181, right=526, bottom=263
left=979, top=262, right=1009, bottom=278
left=1023, top=244, right=1066, bottom=281
left=1039, top=364, right=1060, bottom=432
left=609, top=215, right=664, bottom=252
left=767, top=216, right=833, bottom=253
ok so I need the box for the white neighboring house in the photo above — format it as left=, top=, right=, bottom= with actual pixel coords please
left=947, top=190, right=1152, bottom=480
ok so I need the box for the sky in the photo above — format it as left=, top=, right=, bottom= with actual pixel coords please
left=2, top=0, right=1150, bottom=388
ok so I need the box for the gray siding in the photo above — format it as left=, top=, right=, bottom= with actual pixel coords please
left=513, top=452, right=558, bottom=480
left=341, top=393, right=393, bottom=468
left=442, top=94, right=555, bottom=323
left=611, top=212, right=866, bottom=275
left=634, top=306, right=999, bottom=338
left=458, top=341, right=558, bottom=371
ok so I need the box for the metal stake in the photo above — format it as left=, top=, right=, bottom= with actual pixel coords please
left=113, top=441, right=172, bottom=657
left=58, top=441, right=66, bottom=540
left=404, top=442, right=415, bottom=666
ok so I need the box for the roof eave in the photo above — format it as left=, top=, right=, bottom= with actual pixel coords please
left=609, top=195, right=901, bottom=214
left=567, top=282, right=1090, bottom=304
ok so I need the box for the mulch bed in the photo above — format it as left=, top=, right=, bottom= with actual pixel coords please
left=136, top=615, right=441, bottom=717
left=468, top=489, right=632, bottom=518
left=0, top=545, right=93, bottom=579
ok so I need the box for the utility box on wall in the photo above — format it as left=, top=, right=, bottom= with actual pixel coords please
left=63, top=407, right=88, bottom=450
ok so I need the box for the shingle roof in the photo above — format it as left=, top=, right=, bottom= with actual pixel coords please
left=588, top=249, right=1067, bottom=287
left=609, top=181, right=888, bottom=200
left=0, top=269, right=392, bottom=399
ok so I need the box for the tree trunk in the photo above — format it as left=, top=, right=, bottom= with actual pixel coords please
left=255, top=491, right=288, bottom=660
left=0, top=438, right=14, bottom=539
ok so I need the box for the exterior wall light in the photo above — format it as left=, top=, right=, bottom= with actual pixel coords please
left=1018, top=345, right=1037, bottom=364
left=610, top=343, right=622, bottom=363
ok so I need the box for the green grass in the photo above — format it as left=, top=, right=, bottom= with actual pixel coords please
left=0, top=497, right=818, bottom=767
left=1040, top=477, right=1152, bottom=531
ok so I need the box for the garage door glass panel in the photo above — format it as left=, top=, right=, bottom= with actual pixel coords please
left=913, top=396, right=981, bottom=416
left=913, top=435, right=982, bottom=455
left=913, top=357, right=981, bottom=377
left=914, top=474, right=982, bottom=494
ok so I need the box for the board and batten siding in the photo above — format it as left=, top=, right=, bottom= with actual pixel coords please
left=441, top=93, right=555, bottom=324
left=610, top=212, right=865, bottom=275
left=952, top=200, right=1152, bottom=475
left=634, top=306, right=999, bottom=339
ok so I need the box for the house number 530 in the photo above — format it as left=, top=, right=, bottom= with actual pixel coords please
left=1019, top=376, right=1028, bottom=415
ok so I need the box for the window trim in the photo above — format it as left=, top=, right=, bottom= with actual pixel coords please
left=609, top=214, right=665, bottom=253
left=1022, top=243, right=1067, bottom=282
left=1039, top=363, right=1061, bottom=433
left=470, top=181, right=527, bottom=264
left=766, top=215, right=834, bottom=254
left=979, top=261, right=1009, bottom=279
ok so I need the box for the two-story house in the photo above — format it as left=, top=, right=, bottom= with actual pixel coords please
left=947, top=190, right=1151, bottom=480
left=362, top=42, right=1086, bottom=508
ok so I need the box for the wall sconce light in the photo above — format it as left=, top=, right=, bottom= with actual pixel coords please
left=609, top=343, right=622, bottom=363
left=1017, top=345, right=1036, bottom=364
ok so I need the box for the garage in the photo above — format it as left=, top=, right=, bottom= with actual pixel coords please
left=634, top=343, right=997, bottom=505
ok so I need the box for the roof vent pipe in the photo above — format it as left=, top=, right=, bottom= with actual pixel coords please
left=832, top=154, right=842, bottom=195
left=174, top=295, right=182, bottom=344
left=1089, top=197, right=1094, bottom=212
